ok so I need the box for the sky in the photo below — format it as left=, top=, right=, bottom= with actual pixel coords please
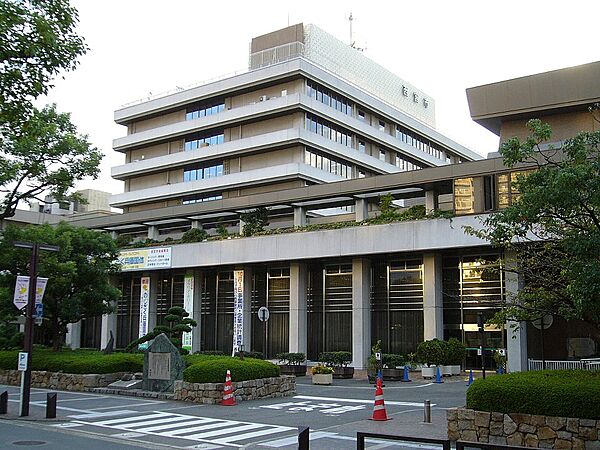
left=40, top=0, right=600, bottom=196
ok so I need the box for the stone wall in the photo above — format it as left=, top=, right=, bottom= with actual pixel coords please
left=174, top=376, right=296, bottom=404
left=448, top=407, right=600, bottom=449
left=0, top=369, right=123, bottom=391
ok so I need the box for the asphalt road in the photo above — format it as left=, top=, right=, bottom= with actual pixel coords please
left=0, top=376, right=468, bottom=449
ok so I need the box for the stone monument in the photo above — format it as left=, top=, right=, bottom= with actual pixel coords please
left=142, top=333, right=185, bottom=393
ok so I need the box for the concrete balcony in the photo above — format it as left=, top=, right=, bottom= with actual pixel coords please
left=109, top=163, right=344, bottom=209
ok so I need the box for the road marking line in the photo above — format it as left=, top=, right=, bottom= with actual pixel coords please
left=45, top=396, right=101, bottom=403
left=69, top=410, right=137, bottom=419
left=51, top=423, right=84, bottom=428
left=163, top=420, right=237, bottom=437
left=87, top=400, right=163, bottom=410
left=117, top=415, right=193, bottom=428
left=135, top=418, right=214, bottom=433
left=293, top=395, right=435, bottom=407
left=216, top=426, right=291, bottom=444
left=93, top=412, right=167, bottom=426
left=186, top=423, right=269, bottom=440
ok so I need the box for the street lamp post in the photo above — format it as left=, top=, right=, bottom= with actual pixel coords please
left=13, top=241, right=59, bottom=417
left=477, top=312, right=486, bottom=380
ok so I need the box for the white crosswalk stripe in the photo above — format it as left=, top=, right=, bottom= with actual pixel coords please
left=72, top=411, right=296, bottom=447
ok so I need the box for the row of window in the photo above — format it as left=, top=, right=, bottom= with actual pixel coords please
left=306, top=80, right=352, bottom=116
left=183, top=162, right=224, bottom=182
left=304, top=148, right=352, bottom=179
left=395, top=126, right=445, bottom=160
left=184, top=132, right=225, bottom=151
left=181, top=192, right=223, bottom=205
left=305, top=113, right=353, bottom=148
left=186, top=102, right=225, bottom=121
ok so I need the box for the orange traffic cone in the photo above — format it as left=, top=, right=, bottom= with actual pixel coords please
left=370, top=377, right=390, bottom=421
left=221, top=369, right=236, bottom=406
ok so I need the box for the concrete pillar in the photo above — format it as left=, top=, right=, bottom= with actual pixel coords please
left=110, top=231, right=118, bottom=240
left=293, top=206, right=307, bottom=227
left=66, top=322, right=81, bottom=349
left=289, top=262, right=307, bottom=355
left=423, top=253, right=444, bottom=340
left=425, top=190, right=439, bottom=214
left=239, top=219, right=245, bottom=236
left=505, top=254, right=528, bottom=372
left=242, top=266, right=253, bottom=351
left=190, top=220, right=200, bottom=229
left=100, top=312, right=117, bottom=350
left=191, top=270, right=203, bottom=354
left=147, top=225, right=159, bottom=240
left=352, top=258, right=371, bottom=369
left=147, top=272, right=159, bottom=332
left=355, top=198, right=368, bottom=222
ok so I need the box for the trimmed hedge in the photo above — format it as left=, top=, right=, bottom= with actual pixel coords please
left=183, top=356, right=280, bottom=383
left=466, top=370, right=600, bottom=420
left=0, top=349, right=143, bottom=374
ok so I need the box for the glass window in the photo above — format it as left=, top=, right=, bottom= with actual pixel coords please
left=379, top=120, right=385, bottom=132
left=379, top=149, right=386, bottom=162
left=358, top=110, right=365, bottom=121
left=454, top=178, right=475, bottom=215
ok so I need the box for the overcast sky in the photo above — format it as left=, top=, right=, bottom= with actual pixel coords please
left=40, top=0, right=600, bottom=196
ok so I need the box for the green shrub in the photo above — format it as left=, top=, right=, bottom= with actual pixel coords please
left=183, top=356, right=279, bottom=383
left=192, top=350, right=225, bottom=356
left=382, top=353, right=404, bottom=368
left=416, top=339, right=444, bottom=367
left=467, top=370, right=600, bottom=419
left=181, top=228, right=209, bottom=243
left=276, top=352, right=306, bottom=365
left=0, top=348, right=143, bottom=374
left=234, top=351, right=264, bottom=360
left=443, top=338, right=465, bottom=365
left=318, top=351, right=352, bottom=367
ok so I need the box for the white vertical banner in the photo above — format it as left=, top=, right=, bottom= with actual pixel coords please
left=232, top=270, right=244, bottom=356
left=13, top=276, right=49, bottom=310
left=138, top=276, right=151, bottom=349
left=182, top=274, right=194, bottom=352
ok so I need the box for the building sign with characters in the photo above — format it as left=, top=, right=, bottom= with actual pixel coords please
left=119, top=247, right=172, bottom=271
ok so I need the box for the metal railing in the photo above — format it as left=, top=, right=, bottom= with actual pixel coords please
left=356, top=433, right=451, bottom=450
left=528, top=358, right=600, bottom=371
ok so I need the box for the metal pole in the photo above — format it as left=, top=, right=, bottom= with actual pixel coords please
left=0, top=390, right=7, bottom=414
left=20, top=243, right=38, bottom=417
left=478, top=312, right=486, bottom=380
left=46, top=392, right=57, bottom=419
left=540, top=320, right=545, bottom=370
left=424, top=399, right=431, bottom=423
left=298, top=426, right=309, bottom=450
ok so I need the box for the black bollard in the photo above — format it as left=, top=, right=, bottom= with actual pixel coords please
left=46, top=392, right=57, bottom=419
left=298, top=426, right=310, bottom=450
left=0, top=391, right=7, bottom=414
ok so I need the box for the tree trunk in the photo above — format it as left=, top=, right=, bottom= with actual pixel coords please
left=51, top=318, right=62, bottom=351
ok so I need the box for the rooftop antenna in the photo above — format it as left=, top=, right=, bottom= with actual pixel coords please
left=347, top=12, right=365, bottom=51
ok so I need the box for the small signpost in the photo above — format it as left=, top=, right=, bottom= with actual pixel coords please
left=18, top=352, right=28, bottom=371
left=258, top=306, right=270, bottom=322
left=258, top=307, right=270, bottom=357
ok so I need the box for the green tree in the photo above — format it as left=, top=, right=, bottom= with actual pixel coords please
left=0, top=0, right=87, bottom=130
left=0, top=222, right=121, bottom=350
left=466, top=116, right=600, bottom=327
left=0, top=104, right=102, bottom=220
left=240, top=207, right=269, bottom=236
left=126, top=306, right=197, bottom=355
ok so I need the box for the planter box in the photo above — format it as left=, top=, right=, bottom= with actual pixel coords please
left=333, top=367, right=354, bottom=379
left=421, top=366, right=436, bottom=379
left=449, top=365, right=461, bottom=376
left=312, top=373, right=333, bottom=385
left=383, top=368, right=403, bottom=381
left=441, top=365, right=453, bottom=377
left=279, top=364, right=307, bottom=377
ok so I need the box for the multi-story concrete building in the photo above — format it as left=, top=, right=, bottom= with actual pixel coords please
left=15, top=26, right=599, bottom=372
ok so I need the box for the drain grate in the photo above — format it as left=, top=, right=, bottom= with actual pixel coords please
left=12, top=441, right=46, bottom=446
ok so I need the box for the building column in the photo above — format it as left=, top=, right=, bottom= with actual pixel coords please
left=147, top=225, right=159, bottom=240
left=190, top=220, right=201, bottom=230
left=352, top=258, right=371, bottom=369
left=289, top=262, right=307, bottom=355
left=293, top=206, right=307, bottom=227
left=505, top=253, right=527, bottom=372
left=238, top=218, right=245, bottom=235
left=66, top=322, right=81, bottom=349
left=191, top=270, right=203, bottom=354
left=355, top=198, right=368, bottom=222
left=100, top=312, right=117, bottom=350
left=425, top=190, right=439, bottom=214
left=423, top=253, right=444, bottom=340
left=242, top=266, right=253, bottom=352
left=147, top=272, right=159, bottom=333
left=110, top=231, right=118, bottom=240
